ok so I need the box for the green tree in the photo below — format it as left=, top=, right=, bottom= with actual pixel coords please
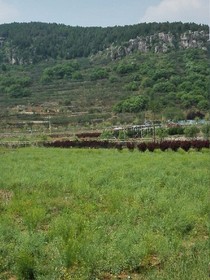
left=90, top=68, right=109, bottom=81
left=198, top=100, right=209, bottom=111
left=124, top=81, right=139, bottom=91
left=156, top=128, right=168, bottom=142
left=116, top=63, right=138, bottom=75
left=178, top=81, right=192, bottom=92
left=100, top=130, right=114, bottom=139
left=114, top=95, right=148, bottom=113
left=1, top=64, right=6, bottom=71
left=184, top=126, right=200, bottom=139
left=201, top=124, right=210, bottom=139
left=152, top=81, right=175, bottom=94
left=141, top=77, right=154, bottom=88
left=118, top=130, right=128, bottom=140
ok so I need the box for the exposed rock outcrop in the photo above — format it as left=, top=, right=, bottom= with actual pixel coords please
left=0, top=28, right=208, bottom=64
left=110, top=30, right=208, bottom=59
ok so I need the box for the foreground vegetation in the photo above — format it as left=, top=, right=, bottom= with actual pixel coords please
left=0, top=147, right=209, bottom=279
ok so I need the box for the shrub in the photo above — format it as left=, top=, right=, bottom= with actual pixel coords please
left=75, top=132, right=101, bottom=138
left=114, top=95, right=148, bottom=113
left=126, top=141, right=135, bottom=151
left=116, top=63, right=139, bottom=75
left=72, top=71, right=83, bottom=80
left=16, top=251, right=36, bottom=280
left=186, top=111, right=205, bottom=120
left=100, top=130, right=115, bottom=140
left=41, top=62, right=79, bottom=81
left=109, top=76, right=118, bottom=83
left=124, top=81, right=139, bottom=91
left=115, top=142, right=123, bottom=151
left=156, top=128, right=168, bottom=141
left=180, top=141, right=191, bottom=151
left=168, top=126, right=184, bottom=135
left=201, top=124, right=210, bottom=139
left=159, top=141, right=170, bottom=151
left=184, top=126, right=200, bottom=139
left=147, top=142, right=158, bottom=152
left=137, top=142, right=147, bottom=152
left=43, top=139, right=209, bottom=151
left=118, top=130, right=128, bottom=140
left=90, top=68, right=109, bottom=81
left=191, top=140, right=210, bottom=151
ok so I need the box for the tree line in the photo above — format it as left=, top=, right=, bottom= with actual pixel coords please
left=0, top=21, right=208, bottom=63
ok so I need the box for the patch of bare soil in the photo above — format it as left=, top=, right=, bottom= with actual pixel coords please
left=0, top=189, right=13, bottom=205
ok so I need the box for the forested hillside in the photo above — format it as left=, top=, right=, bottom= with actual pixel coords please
left=0, top=21, right=208, bottom=63
left=0, top=22, right=209, bottom=130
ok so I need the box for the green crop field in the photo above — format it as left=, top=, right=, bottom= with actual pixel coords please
left=0, top=147, right=209, bottom=280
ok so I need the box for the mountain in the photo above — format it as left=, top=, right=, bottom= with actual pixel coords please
left=0, top=22, right=208, bottom=64
left=0, top=22, right=209, bottom=131
left=109, top=29, right=208, bottom=59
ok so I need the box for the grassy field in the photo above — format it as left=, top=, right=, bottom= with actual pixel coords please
left=0, top=147, right=209, bottom=280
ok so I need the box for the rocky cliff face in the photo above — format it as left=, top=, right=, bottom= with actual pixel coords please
left=110, top=30, right=208, bottom=59
left=0, top=28, right=208, bottom=64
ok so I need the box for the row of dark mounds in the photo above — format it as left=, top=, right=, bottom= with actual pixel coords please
left=43, top=140, right=210, bottom=152
left=75, top=132, right=101, bottom=138
left=49, top=132, right=101, bottom=138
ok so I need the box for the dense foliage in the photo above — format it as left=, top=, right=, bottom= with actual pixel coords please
left=113, top=48, right=210, bottom=114
left=41, top=61, right=80, bottom=82
left=0, top=22, right=208, bottom=63
left=114, top=95, right=148, bottom=113
left=43, top=139, right=210, bottom=151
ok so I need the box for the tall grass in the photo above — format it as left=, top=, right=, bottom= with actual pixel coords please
left=0, top=147, right=209, bottom=279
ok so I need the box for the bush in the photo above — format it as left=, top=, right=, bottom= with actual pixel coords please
left=137, top=142, right=147, bottom=152
left=113, top=95, right=148, bottom=113
left=169, top=140, right=181, bottom=151
left=116, top=63, right=139, bottom=75
left=16, top=251, right=36, bottom=280
left=100, top=130, right=115, bottom=140
left=147, top=142, right=158, bottom=152
left=124, top=81, right=139, bottom=91
left=126, top=141, right=135, bottom=151
left=186, top=111, right=205, bottom=120
left=201, top=124, right=210, bottom=139
left=184, top=126, right=200, bottom=138
left=159, top=141, right=171, bottom=151
left=156, top=128, right=168, bottom=141
left=43, top=139, right=210, bottom=151
left=115, top=142, right=123, bottom=151
left=90, top=68, right=109, bottom=81
left=118, top=130, right=128, bottom=140
left=76, top=132, right=101, bottom=138
left=180, top=141, right=191, bottom=151
left=191, top=140, right=210, bottom=151
left=168, top=126, right=184, bottom=135
left=41, top=62, right=80, bottom=81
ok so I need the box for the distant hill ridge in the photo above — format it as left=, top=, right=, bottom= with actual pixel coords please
left=0, top=21, right=208, bottom=64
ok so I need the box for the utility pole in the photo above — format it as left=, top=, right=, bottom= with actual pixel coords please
left=48, top=116, right=51, bottom=134
left=153, top=111, right=156, bottom=143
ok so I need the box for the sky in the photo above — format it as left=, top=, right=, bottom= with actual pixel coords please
left=0, top=0, right=209, bottom=27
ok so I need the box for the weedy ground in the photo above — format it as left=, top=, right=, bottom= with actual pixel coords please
left=0, top=147, right=209, bottom=280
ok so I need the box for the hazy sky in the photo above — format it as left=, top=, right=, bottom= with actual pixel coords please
left=0, top=0, right=209, bottom=27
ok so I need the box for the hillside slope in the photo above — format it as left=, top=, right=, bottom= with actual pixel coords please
left=0, top=22, right=209, bottom=131
left=0, top=21, right=208, bottom=64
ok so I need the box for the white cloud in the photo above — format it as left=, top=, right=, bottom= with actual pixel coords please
left=0, top=0, right=19, bottom=23
left=140, top=0, right=209, bottom=25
